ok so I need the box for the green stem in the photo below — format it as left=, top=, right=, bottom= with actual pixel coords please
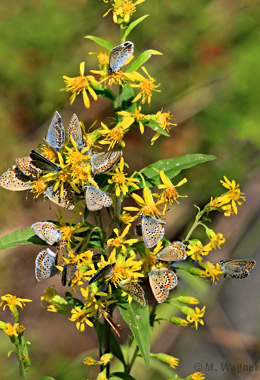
left=16, top=338, right=27, bottom=380
left=103, top=314, right=111, bottom=377
left=113, top=195, right=122, bottom=230
left=126, top=345, right=139, bottom=374
left=184, top=209, right=205, bottom=241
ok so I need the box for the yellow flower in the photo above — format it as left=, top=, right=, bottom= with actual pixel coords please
left=96, top=371, right=108, bottom=380
left=57, top=212, right=90, bottom=245
left=150, top=353, right=179, bottom=369
left=89, top=50, right=109, bottom=70
left=99, top=249, right=143, bottom=285
left=157, top=170, right=187, bottom=210
left=186, top=372, right=206, bottom=380
left=129, top=67, right=161, bottom=104
left=186, top=241, right=211, bottom=262
left=107, top=157, right=140, bottom=196
left=186, top=306, right=206, bottom=330
left=199, top=262, right=222, bottom=284
left=64, top=144, right=94, bottom=188
left=83, top=357, right=97, bottom=366
left=120, top=211, right=137, bottom=225
left=107, top=224, right=138, bottom=254
left=100, top=353, right=113, bottom=365
left=3, top=323, right=25, bottom=337
left=0, top=294, right=32, bottom=314
left=30, top=177, right=47, bottom=198
left=63, top=62, right=98, bottom=108
left=91, top=69, right=126, bottom=86
left=151, top=110, right=177, bottom=145
left=205, top=230, right=225, bottom=250
left=69, top=306, right=95, bottom=331
left=124, top=186, right=163, bottom=216
left=103, top=0, right=145, bottom=24
left=99, top=122, right=128, bottom=150
left=41, top=144, right=57, bottom=162
left=117, top=106, right=149, bottom=134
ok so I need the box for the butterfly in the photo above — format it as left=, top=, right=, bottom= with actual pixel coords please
left=0, top=165, right=31, bottom=191
left=46, top=111, right=65, bottom=152
left=88, top=263, right=115, bottom=285
left=16, top=156, right=41, bottom=178
left=108, top=41, right=134, bottom=73
left=156, top=241, right=187, bottom=263
left=119, top=280, right=146, bottom=307
left=35, top=248, right=59, bottom=282
left=61, top=263, right=77, bottom=286
left=31, top=221, right=62, bottom=245
left=90, top=151, right=122, bottom=174
left=68, top=113, right=86, bottom=150
left=148, top=268, right=178, bottom=303
left=219, top=259, right=256, bottom=279
left=30, top=150, right=61, bottom=172
left=140, top=214, right=166, bottom=248
left=55, top=240, right=69, bottom=266
left=45, top=183, right=75, bottom=210
left=85, top=186, right=112, bottom=211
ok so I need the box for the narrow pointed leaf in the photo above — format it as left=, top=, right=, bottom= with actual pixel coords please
left=124, top=15, right=150, bottom=38
left=127, top=49, right=162, bottom=72
left=118, top=302, right=150, bottom=370
left=132, top=154, right=216, bottom=189
left=145, top=119, right=170, bottom=136
left=84, top=35, right=113, bottom=51
left=0, top=225, right=45, bottom=251
left=111, top=373, right=136, bottom=380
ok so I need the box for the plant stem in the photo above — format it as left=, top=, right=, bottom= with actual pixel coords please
left=184, top=209, right=204, bottom=241
left=103, top=314, right=111, bottom=377
left=126, top=345, right=139, bottom=374
left=16, top=338, right=27, bottom=380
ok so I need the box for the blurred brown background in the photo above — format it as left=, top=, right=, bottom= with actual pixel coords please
left=0, top=0, right=260, bottom=379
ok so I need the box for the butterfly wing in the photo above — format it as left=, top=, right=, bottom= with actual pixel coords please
left=221, top=259, right=256, bottom=279
left=157, top=242, right=187, bottom=262
left=149, top=268, right=177, bottom=303
left=119, top=280, right=146, bottom=307
left=46, top=111, right=65, bottom=151
left=88, top=263, right=115, bottom=285
left=141, top=215, right=165, bottom=248
left=68, top=113, right=86, bottom=150
left=108, top=41, right=134, bottom=73
left=30, top=150, right=61, bottom=172
left=35, top=248, right=58, bottom=281
left=91, top=151, right=122, bottom=174
left=61, top=263, right=77, bottom=286
left=0, top=166, right=31, bottom=191
left=85, top=186, right=112, bottom=211
left=16, top=157, right=41, bottom=178
left=45, top=183, right=75, bottom=210
left=55, top=240, right=69, bottom=266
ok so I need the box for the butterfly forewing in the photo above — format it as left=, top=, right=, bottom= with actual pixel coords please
left=88, top=263, right=115, bottom=285
left=0, top=165, right=31, bottom=191
left=219, top=259, right=256, bottom=279
left=46, top=111, right=65, bottom=151
left=31, top=221, right=62, bottom=245
left=61, top=263, right=77, bottom=286
left=30, top=150, right=61, bottom=172
left=35, top=248, right=58, bottom=281
left=85, top=186, right=112, bottom=211
left=149, top=268, right=177, bottom=303
left=157, top=241, right=187, bottom=262
left=119, top=280, right=146, bottom=307
left=108, top=41, right=134, bottom=73
left=91, top=151, right=122, bottom=174
left=56, top=240, right=69, bottom=266
left=45, top=183, right=75, bottom=210
left=16, top=156, right=41, bottom=178
left=140, top=214, right=166, bottom=248
left=68, top=113, right=86, bottom=150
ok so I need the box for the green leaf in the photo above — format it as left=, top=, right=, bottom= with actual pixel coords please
left=121, top=83, right=135, bottom=109
left=118, top=302, right=150, bottom=370
left=145, top=119, right=170, bottom=137
left=136, top=154, right=216, bottom=188
left=127, top=49, right=162, bottom=72
left=110, top=372, right=136, bottom=380
left=95, top=88, right=115, bottom=102
left=124, top=15, right=150, bottom=38
left=39, top=377, right=56, bottom=380
left=84, top=35, right=113, bottom=51
left=0, top=225, right=44, bottom=251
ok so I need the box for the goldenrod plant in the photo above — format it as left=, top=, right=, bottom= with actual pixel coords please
left=0, top=1, right=248, bottom=379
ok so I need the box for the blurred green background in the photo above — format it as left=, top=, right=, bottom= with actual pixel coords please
left=0, top=0, right=260, bottom=379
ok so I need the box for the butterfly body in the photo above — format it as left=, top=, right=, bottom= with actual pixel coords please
left=108, top=41, right=134, bottom=73
left=219, top=259, right=256, bottom=279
